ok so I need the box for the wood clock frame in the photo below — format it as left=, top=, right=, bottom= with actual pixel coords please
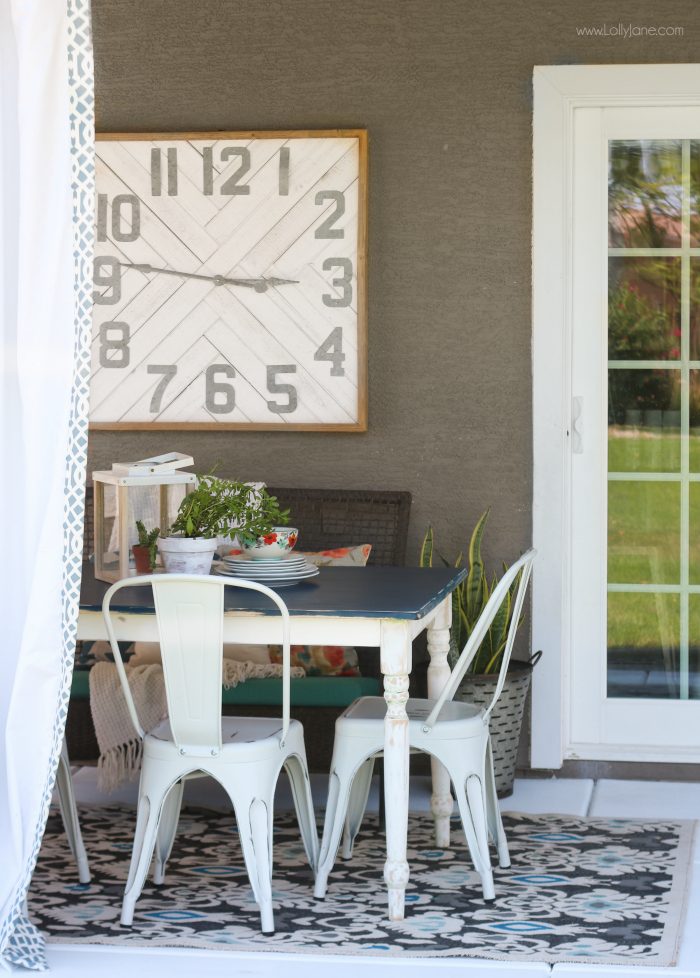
left=90, top=129, right=368, bottom=432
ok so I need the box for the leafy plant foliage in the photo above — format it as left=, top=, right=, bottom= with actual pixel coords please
left=135, top=520, right=160, bottom=571
left=168, top=475, right=289, bottom=543
left=420, top=510, right=523, bottom=675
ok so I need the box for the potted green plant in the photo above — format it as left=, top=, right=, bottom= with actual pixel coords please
left=420, top=509, right=540, bottom=798
left=158, top=475, right=289, bottom=575
left=132, top=520, right=160, bottom=573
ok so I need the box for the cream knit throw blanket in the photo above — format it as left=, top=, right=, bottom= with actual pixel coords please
left=89, top=660, right=304, bottom=791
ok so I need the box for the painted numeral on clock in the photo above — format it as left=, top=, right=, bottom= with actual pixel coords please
left=205, top=364, right=236, bottom=413
left=203, top=146, right=251, bottom=196
left=314, top=328, right=345, bottom=377
left=202, top=147, right=215, bottom=195
left=93, top=256, right=121, bottom=305
left=278, top=146, right=290, bottom=195
left=147, top=364, right=177, bottom=413
left=315, top=190, right=345, bottom=239
left=151, top=147, right=178, bottom=196
left=322, top=258, right=353, bottom=308
left=99, top=322, right=130, bottom=368
left=267, top=365, right=298, bottom=414
left=97, top=193, right=141, bottom=243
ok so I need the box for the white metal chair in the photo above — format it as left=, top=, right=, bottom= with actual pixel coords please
left=56, top=738, right=91, bottom=884
left=314, top=549, right=535, bottom=902
left=102, top=574, right=318, bottom=935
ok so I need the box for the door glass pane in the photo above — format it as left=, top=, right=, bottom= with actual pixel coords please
left=608, top=257, right=681, bottom=360
left=687, top=596, right=700, bottom=698
left=608, top=482, right=679, bottom=585
left=691, top=372, right=700, bottom=473
left=688, top=485, right=700, bottom=585
left=691, top=262, right=700, bottom=362
left=690, top=141, right=700, bottom=246
left=609, top=140, right=682, bottom=248
left=608, top=370, right=680, bottom=473
left=607, top=592, right=679, bottom=698
left=607, top=138, right=698, bottom=702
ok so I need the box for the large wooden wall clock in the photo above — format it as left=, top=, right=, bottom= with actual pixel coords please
left=90, top=130, right=367, bottom=430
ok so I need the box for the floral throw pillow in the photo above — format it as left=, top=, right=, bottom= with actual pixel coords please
left=269, top=644, right=361, bottom=677
left=298, top=544, right=372, bottom=566
left=256, top=544, right=372, bottom=676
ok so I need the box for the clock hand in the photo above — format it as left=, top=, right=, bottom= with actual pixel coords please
left=218, top=275, right=300, bottom=293
left=120, top=262, right=219, bottom=284
left=119, top=262, right=298, bottom=292
left=243, top=276, right=300, bottom=293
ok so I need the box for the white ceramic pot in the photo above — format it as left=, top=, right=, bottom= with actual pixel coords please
left=157, top=535, right=217, bottom=575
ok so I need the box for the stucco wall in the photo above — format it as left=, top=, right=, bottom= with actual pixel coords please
left=89, top=0, right=699, bottom=572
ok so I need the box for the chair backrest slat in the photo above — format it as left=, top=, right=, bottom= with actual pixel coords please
left=102, top=574, right=292, bottom=753
left=151, top=578, right=225, bottom=751
left=424, top=549, right=536, bottom=729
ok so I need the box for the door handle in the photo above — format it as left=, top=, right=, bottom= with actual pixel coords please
left=572, top=397, right=583, bottom=454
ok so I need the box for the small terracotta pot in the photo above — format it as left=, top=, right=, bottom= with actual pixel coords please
left=132, top=545, right=152, bottom=574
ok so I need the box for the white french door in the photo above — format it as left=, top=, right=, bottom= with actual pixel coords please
left=569, top=105, right=700, bottom=761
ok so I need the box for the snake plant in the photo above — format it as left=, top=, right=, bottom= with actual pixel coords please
left=420, top=509, right=522, bottom=675
left=135, top=520, right=160, bottom=571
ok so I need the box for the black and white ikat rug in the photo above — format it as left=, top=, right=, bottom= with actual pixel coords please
left=30, top=806, right=693, bottom=966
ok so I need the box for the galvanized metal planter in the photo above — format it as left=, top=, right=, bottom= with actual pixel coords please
left=455, top=653, right=542, bottom=798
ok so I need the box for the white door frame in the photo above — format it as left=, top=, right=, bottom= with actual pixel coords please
left=531, top=63, right=700, bottom=769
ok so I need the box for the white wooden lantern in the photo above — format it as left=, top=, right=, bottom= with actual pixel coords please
left=92, top=452, right=196, bottom=583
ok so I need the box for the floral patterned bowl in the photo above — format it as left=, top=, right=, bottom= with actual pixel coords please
left=240, top=527, right=298, bottom=560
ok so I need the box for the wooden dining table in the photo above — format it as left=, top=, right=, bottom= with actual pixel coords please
left=78, top=562, right=466, bottom=921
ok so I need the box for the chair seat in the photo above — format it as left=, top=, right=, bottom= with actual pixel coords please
left=337, top=695, right=485, bottom=740
left=145, top=715, right=302, bottom=762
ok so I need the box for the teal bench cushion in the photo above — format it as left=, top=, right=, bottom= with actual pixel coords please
left=222, top=676, right=381, bottom=706
left=70, top=669, right=380, bottom=708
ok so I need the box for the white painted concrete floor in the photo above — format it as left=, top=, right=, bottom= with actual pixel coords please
left=40, top=772, right=700, bottom=978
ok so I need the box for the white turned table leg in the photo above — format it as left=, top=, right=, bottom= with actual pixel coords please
left=381, top=619, right=411, bottom=921
left=427, top=596, right=453, bottom=848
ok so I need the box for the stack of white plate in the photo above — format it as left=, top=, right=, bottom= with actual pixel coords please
left=216, top=553, right=319, bottom=588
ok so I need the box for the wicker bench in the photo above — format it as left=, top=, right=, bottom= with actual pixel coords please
left=66, top=486, right=412, bottom=771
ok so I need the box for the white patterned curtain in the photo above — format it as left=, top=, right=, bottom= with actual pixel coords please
left=0, top=0, right=93, bottom=969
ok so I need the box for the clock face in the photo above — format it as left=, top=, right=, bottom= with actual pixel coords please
left=90, top=130, right=367, bottom=430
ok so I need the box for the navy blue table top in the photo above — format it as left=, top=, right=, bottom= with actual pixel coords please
left=79, top=563, right=466, bottom=621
